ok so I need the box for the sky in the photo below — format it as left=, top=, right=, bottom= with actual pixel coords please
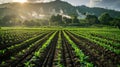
left=0, top=0, right=120, bottom=11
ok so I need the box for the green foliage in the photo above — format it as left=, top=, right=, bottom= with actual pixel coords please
left=110, top=18, right=120, bottom=29
left=55, top=31, right=64, bottom=67
left=63, top=31, right=93, bottom=66
left=50, top=14, right=74, bottom=25
left=23, top=19, right=49, bottom=26
left=77, top=6, right=120, bottom=17
left=25, top=31, right=57, bottom=66
left=0, top=49, right=6, bottom=54
left=72, top=16, right=80, bottom=23
left=71, top=28, right=120, bottom=54
left=86, top=14, right=99, bottom=24
left=24, top=61, right=35, bottom=67
left=99, top=12, right=113, bottom=25
left=10, top=56, right=16, bottom=60
left=34, top=52, right=40, bottom=58
left=63, top=17, right=72, bottom=24
left=0, top=0, right=119, bottom=27
left=50, top=14, right=63, bottom=24
left=0, top=28, right=119, bottom=66
left=0, top=14, right=22, bottom=26
left=1, top=61, right=5, bottom=65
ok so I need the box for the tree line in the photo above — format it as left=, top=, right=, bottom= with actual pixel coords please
left=49, top=12, right=120, bottom=28
left=0, top=12, right=120, bottom=28
left=85, top=12, right=120, bottom=28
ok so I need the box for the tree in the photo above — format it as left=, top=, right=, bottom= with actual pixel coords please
left=99, top=12, right=113, bottom=25
left=50, top=15, right=56, bottom=22
left=56, top=14, right=62, bottom=24
left=86, top=14, right=99, bottom=25
left=0, top=18, right=3, bottom=26
left=110, top=18, right=120, bottom=29
left=50, top=14, right=63, bottom=25
left=72, top=16, right=80, bottom=23
left=63, top=17, right=72, bottom=24
left=0, top=15, right=17, bottom=26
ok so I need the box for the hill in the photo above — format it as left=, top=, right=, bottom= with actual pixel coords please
left=0, top=0, right=120, bottom=19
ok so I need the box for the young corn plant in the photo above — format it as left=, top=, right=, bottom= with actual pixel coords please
left=63, top=31, right=93, bottom=67
left=24, top=31, right=57, bottom=66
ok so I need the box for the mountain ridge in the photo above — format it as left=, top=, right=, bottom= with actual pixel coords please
left=0, top=0, right=120, bottom=19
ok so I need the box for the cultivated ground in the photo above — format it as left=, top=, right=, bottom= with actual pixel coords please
left=0, top=27, right=120, bottom=67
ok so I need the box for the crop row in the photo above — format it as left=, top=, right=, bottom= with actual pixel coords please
left=0, top=29, right=120, bottom=67
left=0, top=30, right=54, bottom=66
left=70, top=30, right=120, bottom=54
left=66, top=30, right=120, bottom=66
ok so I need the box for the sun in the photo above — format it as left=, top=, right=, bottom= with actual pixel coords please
left=13, top=0, right=27, bottom=3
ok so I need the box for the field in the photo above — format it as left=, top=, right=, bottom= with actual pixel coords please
left=0, top=27, right=120, bottom=67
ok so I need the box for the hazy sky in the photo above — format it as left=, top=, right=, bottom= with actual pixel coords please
left=0, top=0, right=120, bottom=11
left=0, top=0, right=89, bottom=6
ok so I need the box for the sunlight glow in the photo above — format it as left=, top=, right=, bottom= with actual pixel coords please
left=13, top=0, right=27, bottom=3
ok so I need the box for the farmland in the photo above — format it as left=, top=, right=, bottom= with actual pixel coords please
left=0, top=27, right=120, bottom=67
